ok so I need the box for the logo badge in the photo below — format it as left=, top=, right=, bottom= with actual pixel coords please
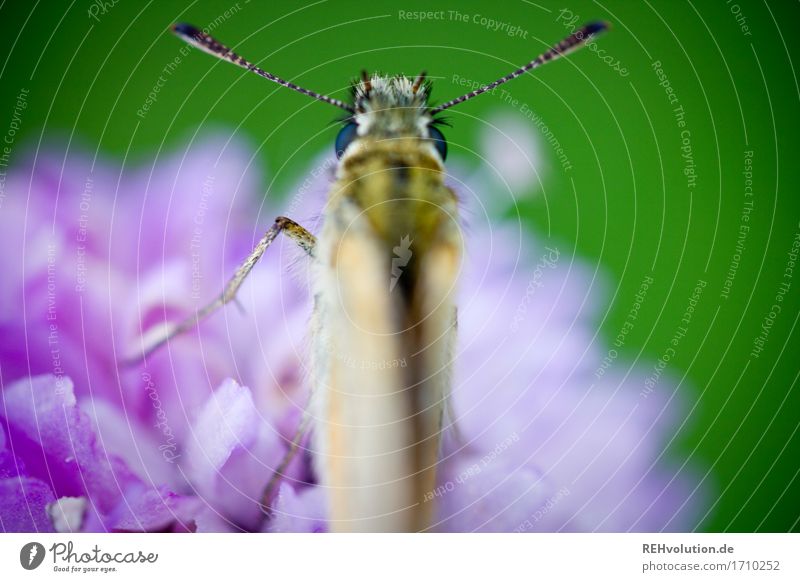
left=19, top=542, right=46, bottom=570
left=390, top=235, right=413, bottom=292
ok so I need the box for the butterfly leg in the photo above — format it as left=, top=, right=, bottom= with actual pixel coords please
left=125, top=216, right=316, bottom=363
left=259, top=408, right=314, bottom=518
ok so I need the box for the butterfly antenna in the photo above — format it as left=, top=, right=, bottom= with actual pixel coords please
left=432, top=21, right=609, bottom=113
left=172, top=23, right=355, bottom=113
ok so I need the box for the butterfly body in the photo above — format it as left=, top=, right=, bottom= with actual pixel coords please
left=309, top=77, right=460, bottom=530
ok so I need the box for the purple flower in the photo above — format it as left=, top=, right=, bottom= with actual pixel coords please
left=0, top=132, right=706, bottom=532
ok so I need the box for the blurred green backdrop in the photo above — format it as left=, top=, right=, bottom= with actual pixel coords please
left=0, top=0, right=797, bottom=531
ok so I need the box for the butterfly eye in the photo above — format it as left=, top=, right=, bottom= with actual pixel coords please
left=427, top=125, right=447, bottom=161
left=335, top=122, right=359, bottom=158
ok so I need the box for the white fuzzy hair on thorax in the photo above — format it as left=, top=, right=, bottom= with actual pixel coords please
left=352, top=74, right=432, bottom=138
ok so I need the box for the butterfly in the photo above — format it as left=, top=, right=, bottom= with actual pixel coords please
left=133, top=20, right=608, bottom=532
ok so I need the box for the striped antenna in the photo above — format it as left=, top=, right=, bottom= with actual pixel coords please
left=172, top=23, right=355, bottom=113
left=432, top=21, right=609, bottom=114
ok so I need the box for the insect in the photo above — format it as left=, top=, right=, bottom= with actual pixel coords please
left=135, top=20, right=608, bottom=532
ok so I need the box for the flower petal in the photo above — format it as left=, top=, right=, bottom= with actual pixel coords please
left=264, top=484, right=327, bottom=533
left=0, top=477, right=56, bottom=532
left=436, top=456, right=548, bottom=532
left=186, top=379, right=284, bottom=531
left=1, top=374, right=199, bottom=531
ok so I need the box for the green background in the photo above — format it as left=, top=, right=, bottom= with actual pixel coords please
left=0, top=0, right=797, bottom=531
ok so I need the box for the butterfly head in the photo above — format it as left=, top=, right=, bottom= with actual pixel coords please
left=335, top=72, right=448, bottom=162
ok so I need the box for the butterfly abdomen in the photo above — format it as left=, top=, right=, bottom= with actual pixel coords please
left=312, top=144, right=460, bottom=532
